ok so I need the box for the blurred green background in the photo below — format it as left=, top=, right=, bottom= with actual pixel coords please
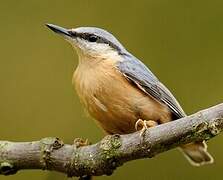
left=0, top=0, right=223, bottom=179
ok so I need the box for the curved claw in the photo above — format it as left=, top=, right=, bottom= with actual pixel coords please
left=73, top=138, right=90, bottom=148
left=135, top=119, right=158, bottom=136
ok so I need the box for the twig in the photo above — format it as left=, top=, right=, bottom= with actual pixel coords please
left=0, top=103, right=223, bottom=178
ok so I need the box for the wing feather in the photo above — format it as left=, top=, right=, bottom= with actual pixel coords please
left=117, top=54, right=186, bottom=119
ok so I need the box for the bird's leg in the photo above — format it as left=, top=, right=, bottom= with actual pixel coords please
left=135, top=119, right=158, bottom=136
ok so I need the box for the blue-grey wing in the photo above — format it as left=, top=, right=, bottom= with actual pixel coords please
left=117, top=54, right=186, bottom=119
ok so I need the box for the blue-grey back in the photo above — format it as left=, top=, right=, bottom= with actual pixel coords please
left=117, top=54, right=186, bottom=119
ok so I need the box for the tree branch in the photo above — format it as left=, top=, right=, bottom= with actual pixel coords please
left=0, top=103, right=223, bottom=178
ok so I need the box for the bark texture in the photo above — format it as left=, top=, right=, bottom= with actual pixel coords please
left=0, top=103, right=223, bottom=178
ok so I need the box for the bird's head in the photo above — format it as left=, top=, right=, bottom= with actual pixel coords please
left=46, top=24, right=127, bottom=60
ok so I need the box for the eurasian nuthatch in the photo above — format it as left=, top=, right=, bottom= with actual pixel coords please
left=46, top=23, right=213, bottom=166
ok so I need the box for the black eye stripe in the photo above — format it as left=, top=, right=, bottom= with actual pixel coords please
left=82, top=33, right=100, bottom=42
left=68, top=30, right=76, bottom=36
left=72, top=33, right=99, bottom=42
left=71, top=32, right=122, bottom=53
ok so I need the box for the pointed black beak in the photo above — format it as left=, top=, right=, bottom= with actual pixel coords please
left=46, top=23, right=71, bottom=37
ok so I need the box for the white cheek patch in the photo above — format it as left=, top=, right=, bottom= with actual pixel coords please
left=70, top=38, right=116, bottom=58
left=76, top=38, right=93, bottom=51
left=94, top=43, right=110, bottom=51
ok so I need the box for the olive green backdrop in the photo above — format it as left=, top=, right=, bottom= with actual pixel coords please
left=0, top=0, right=223, bottom=180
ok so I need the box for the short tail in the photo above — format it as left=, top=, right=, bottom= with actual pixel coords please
left=180, top=141, right=214, bottom=166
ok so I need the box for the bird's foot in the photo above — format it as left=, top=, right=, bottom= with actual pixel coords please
left=73, top=138, right=91, bottom=148
left=135, top=119, right=157, bottom=136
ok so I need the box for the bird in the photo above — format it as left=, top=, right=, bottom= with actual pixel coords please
left=46, top=23, right=213, bottom=166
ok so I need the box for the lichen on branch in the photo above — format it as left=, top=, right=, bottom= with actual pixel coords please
left=0, top=103, right=223, bottom=178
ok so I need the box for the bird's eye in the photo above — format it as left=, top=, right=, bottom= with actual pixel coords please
left=88, top=35, right=98, bottom=42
